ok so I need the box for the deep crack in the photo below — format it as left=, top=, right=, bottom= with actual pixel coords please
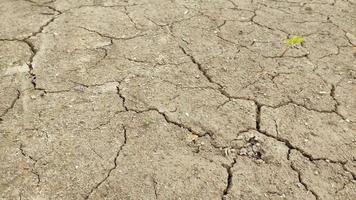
left=179, top=45, right=219, bottom=87
left=221, top=159, right=236, bottom=200
left=116, top=84, right=129, bottom=111
left=23, top=39, right=40, bottom=90
left=152, top=176, right=159, bottom=200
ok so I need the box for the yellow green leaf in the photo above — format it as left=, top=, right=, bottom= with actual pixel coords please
left=285, top=36, right=305, bottom=46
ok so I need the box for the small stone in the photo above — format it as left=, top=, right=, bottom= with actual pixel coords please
left=239, top=148, right=247, bottom=155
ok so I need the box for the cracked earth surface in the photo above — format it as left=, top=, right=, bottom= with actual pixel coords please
left=0, top=0, right=355, bottom=199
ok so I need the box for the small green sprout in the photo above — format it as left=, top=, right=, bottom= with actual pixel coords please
left=285, top=36, right=305, bottom=46
left=143, top=118, right=153, bottom=126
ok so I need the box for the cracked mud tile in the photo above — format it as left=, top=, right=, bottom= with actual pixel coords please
left=30, top=6, right=144, bottom=91
left=311, top=0, right=356, bottom=35
left=0, top=40, right=33, bottom=120
left=120, top=65, right=256, bottom=146
left=68, top=6, right=143, bottom=39
left=0, top=86, right=126, bottom=199
left=110, top=31, right=189, bottom=65
left=88, top=111, right=227, bottom=199
left=86, top=31, right=192, bottom=84
left=252, top=2, right=328, bottom=36
left=33, top=46, right=110, bottom=91
left=172, top=15, right=244, bottom=63
left=302, top=24, right=350, bottom=60
left=224, top=130, right=316, bottom=200
left=254, top=0, right=356, bottom=37
left=290, top=150, right=356, bottom=200
left=208, top=2, right=254, bottom=21
left=260, top=104, right=356, bottom=162
left=314, top=46, right=356, bottom=85
left=0, top=0, right=56, bottom=39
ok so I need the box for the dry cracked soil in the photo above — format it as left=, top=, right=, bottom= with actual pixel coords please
left=0, top=0, right=356, bottom=199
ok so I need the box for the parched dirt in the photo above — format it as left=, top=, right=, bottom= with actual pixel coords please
left=0, top=0, right=355, bottom=199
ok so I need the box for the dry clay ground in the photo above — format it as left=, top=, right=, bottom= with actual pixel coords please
left=0, top=0, right=356, bottom=199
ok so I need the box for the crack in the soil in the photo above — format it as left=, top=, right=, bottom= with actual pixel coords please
left=84, top=126, right=127, bottom=199
left=178, top=44, right=251, bottom=107
left=343, top=164, right=356, bottom=181
left=19, top=144, right=41, bottom=186
left=78, top=26, right=146, bottom=41
left=179, top=45, right=220, bottom=87
left=20, top=0, right=63, bottom=41
left=250, top=8, right=289, bottom=36
left=24, top=16, right=59, bottom=40
left=23, top=39, right=41, bottom=90
left=221, top=159, right=236, bottom=200
left=152, top=176, right=159, bottom=200
left=23, top=0, right=62, bottom=14
left=115, top=82, right=230, bottom=156
left=0, top=89, right=20, bottom=120
left=0, top=38, right=49, bottom=92
left=328, top=83, right=351, bottom=122
left=123, top=6, right=143, bottom=31
left=290, top=162, right=320, bottom=200
left=116, top=84, right=129, bottom=112
left=330, top=84, right=340, bottom=109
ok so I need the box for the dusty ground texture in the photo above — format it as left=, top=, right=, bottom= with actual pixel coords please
left=0, top=0, right=355, bottom=199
